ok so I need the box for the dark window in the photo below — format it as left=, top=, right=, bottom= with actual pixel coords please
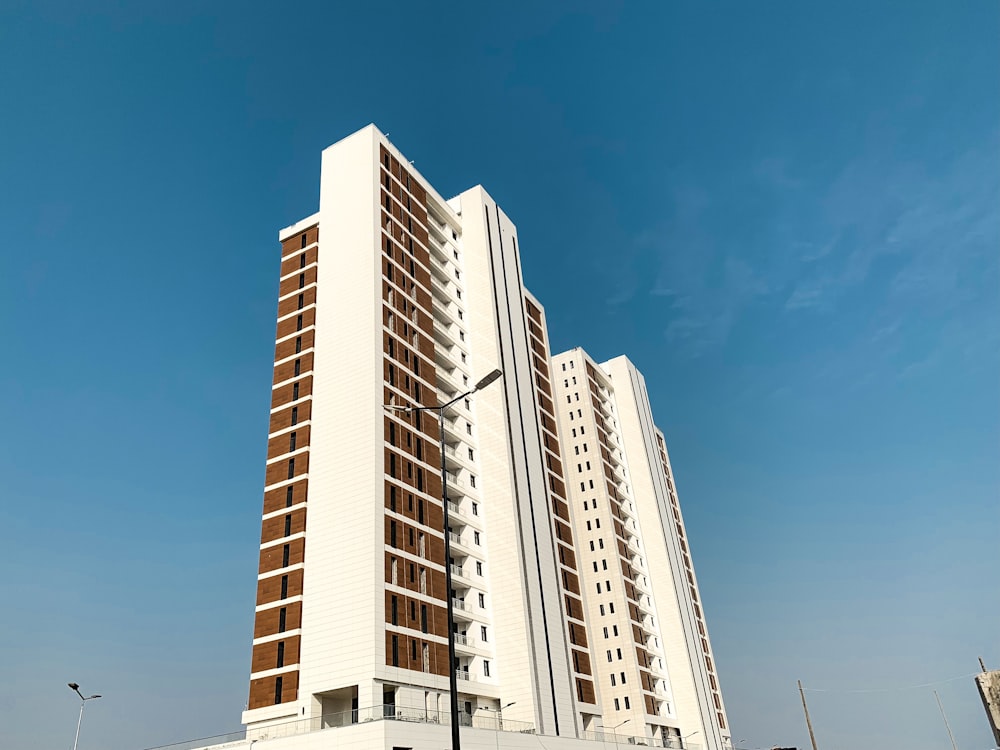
left=280, top=575, right=288, bottom=599
left=282, top=544, right=290, bottom=567
left=289, top=432, right=297, bottom=452
left=389, top=454, right=397, bottom=478
left=416, top=468, right=424, bottom=492
left=298, top=273, right=305, bottom=289
left=276, top=641, right=285, bottom=667
left=274, top=676, right=283, bottom=704
left=287, top=459, right=295, bottom=479
left=294, top=359, right=301, bottom=377
left=296, top=314, right=303, bottom=331
left=389, top=422, right=396, bottom=445
left=295, top=336, right=302, bottom=353
left=389, top=485, right=397, bottom=511
left=278, top=607, right=287, bottom=632
left=292, top=382, right=299, bottom=400
left=390, top=521, right=398, bottom=548
left=417, top=499, right=424, bottom=524
left=408, top=527, right=414, bottom=548
left=411, top=639, right=417, bottom=661
left=391, top=635, right=399, bottom=666
left=285, top=486, right=294, bottom=507
left=420, top=604, right=428, bottom=633
left=300, top=234, right=307, bottom=249
left=299, top=253, right=306, bottom=268
left=391, top=596, right=398, bottom=625
left=283, top=514, right=292, bottom=536
left=291, top=406, right=298, bottom=425
left=297, top=293, right=304, bottom=310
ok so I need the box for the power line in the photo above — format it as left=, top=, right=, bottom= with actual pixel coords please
left=801, top=672, right=980, bottom=694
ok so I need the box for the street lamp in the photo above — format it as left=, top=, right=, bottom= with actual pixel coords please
left=596, top=718, right=630, bottom=745
left=384, top=367, right=503, bottom=750
left=67, top=682, right=102, bottom=750
left=680, top=730, right=700, bottom=749
left=478, top=700, right=515, bottom=732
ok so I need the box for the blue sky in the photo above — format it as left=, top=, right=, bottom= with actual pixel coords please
left=1, top=2, right=997, bottom=749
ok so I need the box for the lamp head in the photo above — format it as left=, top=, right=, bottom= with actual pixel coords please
left=474, top=369, right=502, bottom=391
left=68, top=683, right=79, bottom=691
left=88, top=694, right=102, bottom=700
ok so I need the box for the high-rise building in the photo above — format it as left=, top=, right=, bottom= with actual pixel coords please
left=551, top=350, right=730, bottom=749
left=159, top=124, right=730, bottom=750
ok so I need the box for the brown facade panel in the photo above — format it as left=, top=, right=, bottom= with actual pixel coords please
left=263, top=479, right=308, bottom=514
left=274, top=330, right=315, bottom=362
left=276, top=286, right=318, bottom=320
left=253, top=601, right=302, bottom=638
left=273, top=352, right=316, bottom=386
left=266, top=425, right=312, bottom=460
left=278, top=266, right=319, bottom=298
left=576, top=678, right=596, bottom=705
left=260, top=506, right=306, bottom=549
left=256, top=568, right=304, bottom=606
left=275, top=308, right=316, bottom=340
left=280, top=225, right=318, bottom=256
left=248, top=670, right=299, bottom=709
left=264, top=452, right=310, bottom=487
left=279, top=245, right=319, bottom=277
left=251, top=635, right=302, bottom=673
left=268, top=400, right=312, bottom=434
left=572, top=648, right=593, bottom=676
left=259, top=537, right=306, bottom=574
left=272, top=375, right=314, bottom=409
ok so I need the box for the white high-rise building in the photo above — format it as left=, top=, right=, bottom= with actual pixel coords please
left=551, top=350, right=731, bottom=749
left=151, top=124, right=731, bottom=750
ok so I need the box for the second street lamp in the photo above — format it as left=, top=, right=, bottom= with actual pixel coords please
left=384, top=367, right=503, bottom=750
left=67, top=682, right=102, bottom=750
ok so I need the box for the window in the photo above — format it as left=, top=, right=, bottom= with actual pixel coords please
left=300, top=233, right=307, bottom=249
left=292, top=382, right=299, bottom=400
left=603, top=627, right=609, bottom=638
left=624, top=696, right=630, bottom=710
left=621, top=672, right=626, bottom=684
left=483, top=660, right=491, bottom=677
left=275, top=676, right=283, bottom=704
left=391, top=596, right=398, bottom=625
left=285, top=486, right=294, bottom=507
left=295, top=336, right=302, bottom=354
left=466, top=422, right=472, bottom=435
left=611, top=674, right=616, bottom=686
left=589, top=541, right=595, bottom=551
left=614, top=698, right=620, bottom=711
left=294, top=359, right=301, bottom=377
left=597, top=582, right=602, bottom=593
left=469, top=474, right=476, bottom=488
left=476, top=561, right=483, bottom=576
left=297, top=293, right=304, bottom=310
left=390, top=521, right=398, bottom=548
left=606, top=650, right=613, bottom=662
left=609, top=602, right=615, bottom=614
left=391, top=635, right=399, bottom=666
left=280, top=575, right=288, bottom=599
left=411, top=639, right=417, bottom=661
left=472, top=502, right=479, bottom=516
left=282, top=544, right=290, bottom=567
left=613, top=625, right=618, bottom=636
left=599, top=605, right=605, bottom=616
left=420, top=604, right=428, bottom=633
left=473, top=531, right=480, bottom=545
left=299, top=253, right=306, bottom=268
left=480, top=625, right=488, bottom=641
left=289, top=432, right=297, bottom=452
left=287, top=459, right=295, bottom=479
left=296, top=314, right=303, bottom=331
left=278, top=607, right=287, bottom=632
left=602, top=559, right=608, bottom=570
left=276, top=641, right=285, bottom=668
left=478, top=593, right=485, bottom=608
left=468, top=448, right=474, bottom=460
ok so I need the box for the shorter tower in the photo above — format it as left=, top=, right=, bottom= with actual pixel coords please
left=551, top=349, right=731, bottom=749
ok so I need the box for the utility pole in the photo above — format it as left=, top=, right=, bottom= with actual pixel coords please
left=797, top=680, right=819, bottom=750
left=934, top=690, right=959, bottom=750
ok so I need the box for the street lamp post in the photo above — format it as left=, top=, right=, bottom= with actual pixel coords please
left=478, top=700, right=516, bottom=732
left=679, top=730, right=700, bottom=749
left=597, top=718, right=630, bottom=746
left=67, top=683, right=101, bottom=750
left=384, top=368, right=503, bottom=750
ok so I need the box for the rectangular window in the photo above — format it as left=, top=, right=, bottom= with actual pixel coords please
left=278, top=607, right=286, bottom=632
left=478, top=593, right=485, bottom=608
left=289, top=432, right=297, bottom=452
left=390, top=521, right=398, bottom=548
left=296, top=314, right=303, bottom=331
left=297, top=293, right=304, bottom=310
left=293, top=359, right=301, bottom=376
left=607, top=650, right=613, bottom=662
left=299, top=252, right=306, bottom=268
left=280, top=575, right=288, bottom=599
left=475, top=561, right=482, bottom=576
left=472, top=502, right=479, bottom=516
left=391, top=596, right=398, bottom=625
left=624, top=696, right=630, bottom=710
left=483, top=660, right=491, bottom=677
left=611, top=674, right=616, bottom=686
left=295, top=336, right=302, bottom=353
left=282, top=544, right=290, bottom=567
left=391, top=635, right=399, bottom=666
left=411, top=639, right=417, bottom=661
left=420, top=604, right=428, bottom=633
left=614, top=698, right=620, bottom=711
left=300, top=233, right=307, bottom=249
left=276, top=641, right=285, bottom=668
left=473, top=531, right=480, bottom=545
left=287, top=459, right=295, bottom=479
left=274, top=676, right=283, bottom=704
left=480, top=625, right=488, bottom=641
left=621, top=672, right=626, bottom=684
left=617, top=648, right=622, bottom=660
left=285, top=486, right=294, bottom=507
left=292, top=382, right=299, bottom=400
left=284, top=515, right=291, bottom=536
